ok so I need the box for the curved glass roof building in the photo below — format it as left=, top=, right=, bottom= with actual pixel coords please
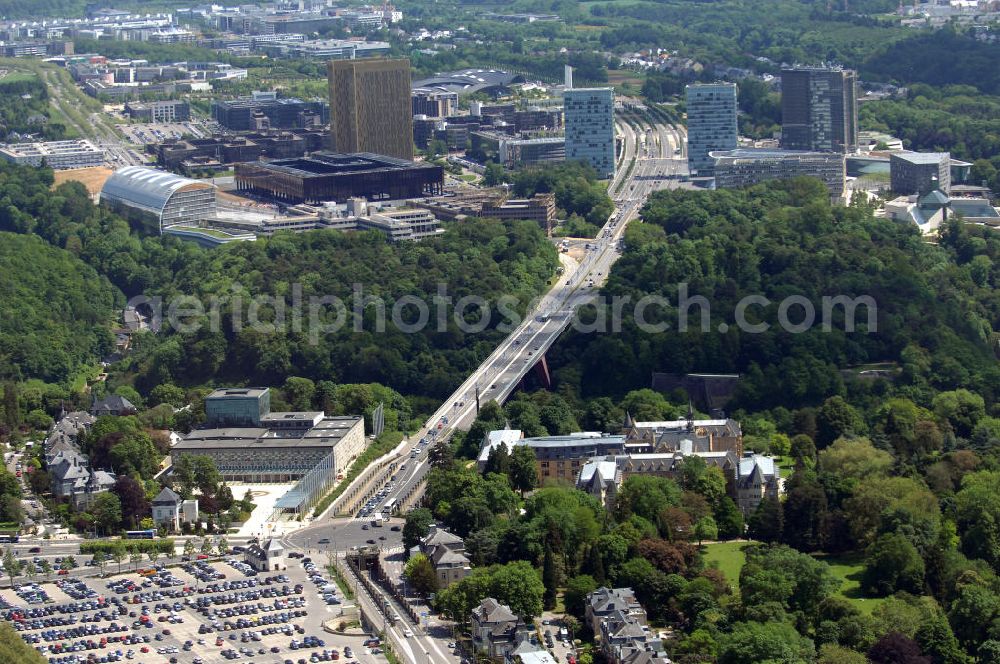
left=100, top=166, right=216, bottom=233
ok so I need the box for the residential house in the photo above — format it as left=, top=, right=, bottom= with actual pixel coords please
left=47, top=411, right=95, bottom=446
left=471, top=597, right=531, bottom=659
left=151, top=487, right=182, bottom=530
left=50, top=451, right=90, bottom=495
left=245, top=538, right=285, bottom=571
left=49, top=449, right=117, bottom=509
left=618, top=648, right=672, bottom=664
left=44, top=410, right=115, bottom=508
left=45, top=438, right=80, bottom=466
left=600, top=617, right=662, bottom=664
left=44, top=410, right=94, bottom=465
left=735, top=453, right=781, bottom=516
left=78, top=468, right=117, bottom=509
left=586, top=588, right=665, bottom=664
left=416, top=527, right=471, bottom=588
left=585, top=587, right=647, bottom=637
left=90, top=394, right=137, bottom=417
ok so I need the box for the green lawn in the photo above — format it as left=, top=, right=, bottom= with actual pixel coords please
left=813, top=552, right=886, bottom=615
left=0, top=70, right=38, bottom=84
left=774, top=455, right=796, bottom=474
left=702, top=541, right=757, bottom=591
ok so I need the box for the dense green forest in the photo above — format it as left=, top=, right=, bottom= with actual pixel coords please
left=0, top=162, right=558, bottom=402
left=862, top=29, right=1000, bottom=95
left=545, top=179, right=999, bottom=411
left=119, top=220, right=557, bottom=397
left=0, top=0, right=82, bottom=18
left=861, top=83, right=1000, bottom=164
left=0, top=232, right=119, bottom=383
left=594, top=0, right=904, bottom=71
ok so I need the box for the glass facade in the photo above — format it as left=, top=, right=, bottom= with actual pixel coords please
left=685, top=83, right=737, bottom=175
left=564, top=88, right=616, bottom=179
left=204, top=388, right=270, bottom=427
left=780, top=68, right=858, bottom=154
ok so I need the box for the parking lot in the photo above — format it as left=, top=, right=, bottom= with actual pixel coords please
left=3, top=552, right=392, bottom=664
left=117, top=121, right=208, bottom=145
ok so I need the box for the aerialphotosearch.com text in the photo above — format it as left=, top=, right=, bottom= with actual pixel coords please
left=127, top=283, right=877, bottom=344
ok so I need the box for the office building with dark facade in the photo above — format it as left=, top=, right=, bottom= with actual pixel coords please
left=212, top=97, right=329, bottom=131
left=890, top=151, right=951, bottom=195
left=328, top=58, right=413, bottom=160
left=780, top=67, right=858, bottom=154
left=234, top=152, right=444, bottom=204
left=412, top=116, right=440, bottom=149
left=154, top=129, right=329, bottom=174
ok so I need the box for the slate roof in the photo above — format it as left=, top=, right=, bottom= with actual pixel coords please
left=152, top=486, right=182, bottom=506
left=431, top=546, right=470, bottom=568
left=472, top=597, right=518, bottom=625
left=423, top=527, right=464, bottom=549
left=91, top=394, right=136, bottom=414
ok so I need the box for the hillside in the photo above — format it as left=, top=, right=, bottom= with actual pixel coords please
left=545, top=178, right=999, bottom=412
left=0, top=232, right=119, bottom=383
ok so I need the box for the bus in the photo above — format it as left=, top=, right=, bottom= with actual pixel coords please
left=0, top=533, right=20, bottom=543
left=124, top=529, right=156, bottom=540
left=382, top=498, right=397, bottom=517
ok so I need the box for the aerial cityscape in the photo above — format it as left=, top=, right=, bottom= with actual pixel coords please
left=0, top=0, right=998, bottom=663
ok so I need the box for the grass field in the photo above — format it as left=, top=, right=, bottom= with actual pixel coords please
left=607, top=70, right=645, bottom=87
left=774, top=455, right=796, bottom=474
left=814, top=552, right=887, bottom=615
left=0, top=69, right=38, bottom=84
left=702, top=541, right=757, bottom=590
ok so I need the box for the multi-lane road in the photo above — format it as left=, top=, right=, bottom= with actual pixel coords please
left=281, top=106, right=690, bottom=664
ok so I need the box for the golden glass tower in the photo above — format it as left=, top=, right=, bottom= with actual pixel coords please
left=328, top=57, right=414, bottom=160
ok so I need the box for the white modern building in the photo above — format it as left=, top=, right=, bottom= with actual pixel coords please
left=685, top=83, right=737, bottom=175
left=100, top=166, right=217, bottom=234
left=564, top=87, right=616, bottom=179
left=0, top=139, right=105, bottom=169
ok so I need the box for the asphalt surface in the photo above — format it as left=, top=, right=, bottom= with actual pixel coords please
left=3, top=553, right=389, bottom=664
